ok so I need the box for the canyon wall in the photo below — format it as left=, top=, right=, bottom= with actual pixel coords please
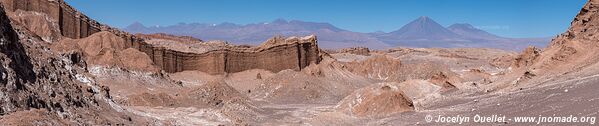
left=136, top=38, right=320, bottom=74
left=0, top=0, right=321, bottom=74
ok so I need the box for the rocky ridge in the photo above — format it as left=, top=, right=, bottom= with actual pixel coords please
left=0, top=4, right=146, bottom=125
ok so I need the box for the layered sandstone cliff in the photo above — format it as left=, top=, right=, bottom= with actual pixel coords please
left=140, top=35, right=320, bottom=74
left=0, top=0, right=322, bottom=74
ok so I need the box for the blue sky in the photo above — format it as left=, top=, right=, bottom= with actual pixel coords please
left=65, top=0, right=586, bottom=38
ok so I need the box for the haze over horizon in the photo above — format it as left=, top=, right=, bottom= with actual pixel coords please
left=64, top=0, right=586, bottom=38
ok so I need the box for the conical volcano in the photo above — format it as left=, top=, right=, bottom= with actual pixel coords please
left=376, top=16, right=466, bottom=47
left=385, top=16, right=461, bottom=40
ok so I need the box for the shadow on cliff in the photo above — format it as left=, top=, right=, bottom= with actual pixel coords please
left=0, top=6, right=36, bottom=90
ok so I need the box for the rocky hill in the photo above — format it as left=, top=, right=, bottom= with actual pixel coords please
left=487, top=0, right=599, bottom=90
left=525, top=0, right=599, bottom=75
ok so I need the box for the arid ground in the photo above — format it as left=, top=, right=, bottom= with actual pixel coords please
left=0, top=0, right=598, bottom=125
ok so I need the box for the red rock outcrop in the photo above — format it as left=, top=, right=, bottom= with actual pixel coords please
left=1, top=0, right=322, bottom=74
left=512, top=46, right=540, bottom=68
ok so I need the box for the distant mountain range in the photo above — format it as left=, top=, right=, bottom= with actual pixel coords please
left=124, top=16, right=551, bottom=51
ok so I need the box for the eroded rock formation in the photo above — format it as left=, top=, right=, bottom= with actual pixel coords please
left=0, top=0, right=322, bottom=74
left=339, top=47, right=371, bottom=56
left=512, top=46, right=540, bottom=68
left=336, top=82, right=414, bottom=117
left=52, top=31, right=160, bottom=72
left=0, top=4, right=135, bottom=124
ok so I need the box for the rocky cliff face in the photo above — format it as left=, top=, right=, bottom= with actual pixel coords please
left=0, top=4, right=136, bottom=124
left=0, top=0, right=322, bottom=74
left=0, top=0, right=119, bottom=39
left=0, top=0, right=138, bottom=50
